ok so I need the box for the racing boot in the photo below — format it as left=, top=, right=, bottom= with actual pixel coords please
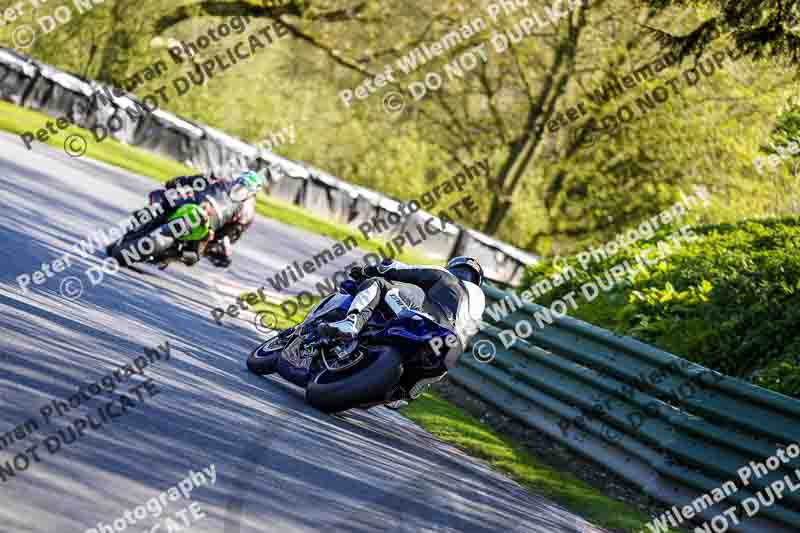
left=387, top=374, right=447, bottom=410
left=158, top=247, right=182, bottom=270
left=318, top=280, right=381, bottom=340
left=318, top=309, right=369, bottom=341
left=408, top=374, right=446, bottom=399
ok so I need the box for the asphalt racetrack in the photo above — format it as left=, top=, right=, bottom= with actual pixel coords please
left=0, top=132, right=607, bottom=533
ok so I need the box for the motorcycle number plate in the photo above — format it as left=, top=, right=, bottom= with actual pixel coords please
left=282, top=338, right=313, bottom=369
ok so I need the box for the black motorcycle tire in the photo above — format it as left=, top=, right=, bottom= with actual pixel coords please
left=108, top=224, right=176, bottom=267
left=105, top=209, right=160, bottom=258
left=306, top=346, right=404, bottom=414
left=246, top=332, right=292, bottom=375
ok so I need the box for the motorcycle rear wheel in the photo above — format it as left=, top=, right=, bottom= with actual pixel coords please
left=108, top=225, right=176, bottom=267
left=306, top=346, right=404, bottom=413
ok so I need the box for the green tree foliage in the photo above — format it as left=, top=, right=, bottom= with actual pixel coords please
left=0, top=0, right=797, bottom=254
left=521, top=217, right=800, bottom=397
left=760, top=98, right=800, bottom=178
left=641, top=0, right=800, bottom=65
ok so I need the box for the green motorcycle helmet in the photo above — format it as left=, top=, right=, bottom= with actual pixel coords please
left=230, top=170, right=265, bottom=202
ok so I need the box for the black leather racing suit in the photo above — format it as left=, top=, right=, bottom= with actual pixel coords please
left=147, top=175, right=255, bottom=267
left=358, top=261, right=486, bottom=393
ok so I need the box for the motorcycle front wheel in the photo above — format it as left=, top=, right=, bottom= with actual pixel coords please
left=306, top=346, right=404, bottom=414
left=247, top=332, right=292, bottom=375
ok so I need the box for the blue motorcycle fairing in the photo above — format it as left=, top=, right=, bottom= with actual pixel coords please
left=380, top=310, right=454, bottom=345
left=274, top=290, right=456, bottom=388
left=276, top=351, right=314, bottom=387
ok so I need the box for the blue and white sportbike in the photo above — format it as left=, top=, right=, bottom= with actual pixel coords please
left=246, top=279, right=454, bottom=413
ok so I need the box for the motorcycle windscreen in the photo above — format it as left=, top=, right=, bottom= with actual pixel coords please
left=307, top=292, right=352, bottom=322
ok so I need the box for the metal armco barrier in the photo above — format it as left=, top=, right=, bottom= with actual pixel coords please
left=0, top=48, right=536, bottom=283
left=453, top=284, right=800, bottom=533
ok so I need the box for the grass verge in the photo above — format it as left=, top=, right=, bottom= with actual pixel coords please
left=254, top=193, right=439, bottom=265
left=244, top=279, right=679, bottom=533
left=401, top=392, right=680, bottom=533
left=3, top=99, right=652, bottom=531
left=249, top=292, right=668, bottom=532
left=0, top=100, right=195, bottom=181
left=246, top=293, right=317, bottom=330
left=0, top=99, right=439, bottom=266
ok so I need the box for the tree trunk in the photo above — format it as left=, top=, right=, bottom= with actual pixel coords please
left=482, top=196, right=513, bottom=235
left=95, top=2, right=132, bottom=84
left=480, top=6, right=590, bottom=236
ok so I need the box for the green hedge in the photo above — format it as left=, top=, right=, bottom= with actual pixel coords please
left=521, top=217, right=800, bottom=397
